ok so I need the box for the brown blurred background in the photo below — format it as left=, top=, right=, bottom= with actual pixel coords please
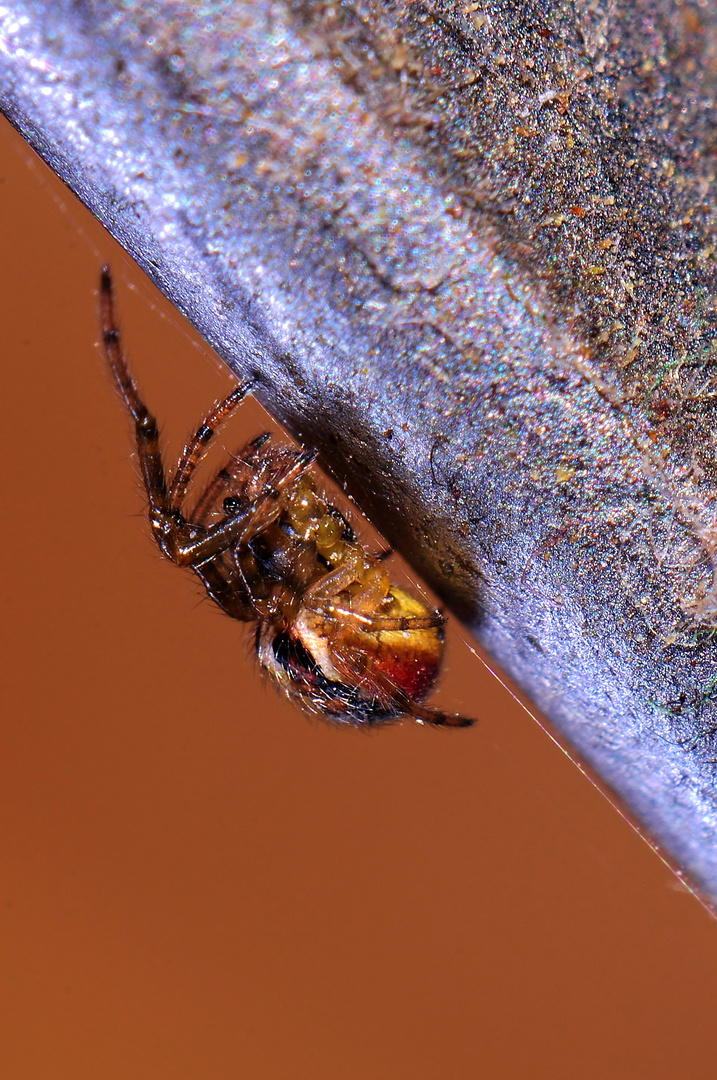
left=2, top=114, right=717, bottom=1079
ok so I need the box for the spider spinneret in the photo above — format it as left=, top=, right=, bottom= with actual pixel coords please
left=100, top=267, right=473, bottom=728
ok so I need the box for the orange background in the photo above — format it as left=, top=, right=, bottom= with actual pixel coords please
left=2, top=115, right=717, bottom=1079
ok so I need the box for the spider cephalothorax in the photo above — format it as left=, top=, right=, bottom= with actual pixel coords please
left=100, top=267, right=473, bottom=728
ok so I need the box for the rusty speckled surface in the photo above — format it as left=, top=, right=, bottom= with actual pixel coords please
left=1, top=0, right=717, bottom=896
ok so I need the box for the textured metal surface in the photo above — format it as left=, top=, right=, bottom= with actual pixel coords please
left=2, top=1, right=717, bottom=896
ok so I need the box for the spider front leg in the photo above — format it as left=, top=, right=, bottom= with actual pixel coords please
left=100, top=267, right=172, bottom=520
left=101, top=266, right=255, bottom=561
left=160, top=447, right=319, bottom=567
left=168, top=383, right=252, bottom=511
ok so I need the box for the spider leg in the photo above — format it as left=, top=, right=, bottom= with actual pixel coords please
left=321, top=606, right=444, bottom=632
left=168, top=384, right=252, bottom=510
left=352, top=661, right=475, bottom=728
left=386, top=688, right=475, bottom=728
left=167, top=448, right=319, bottom=566
left=192, top=557, right=256, bottom=621
left=191, top=464, right=238, bottom=523
left=301, top=547, right=366, bottom=604
left=101, top=266, right=278, bottom=567
left=192, top=433, right=273, bottom=524
left=192, top=544, right=286, bottom=622
left=100, top=266, right=170, bottom=517
left=302, top=551, right=443, bottom=631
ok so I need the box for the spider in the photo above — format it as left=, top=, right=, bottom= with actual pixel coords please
left=100, top=267, right=474, bottom=727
